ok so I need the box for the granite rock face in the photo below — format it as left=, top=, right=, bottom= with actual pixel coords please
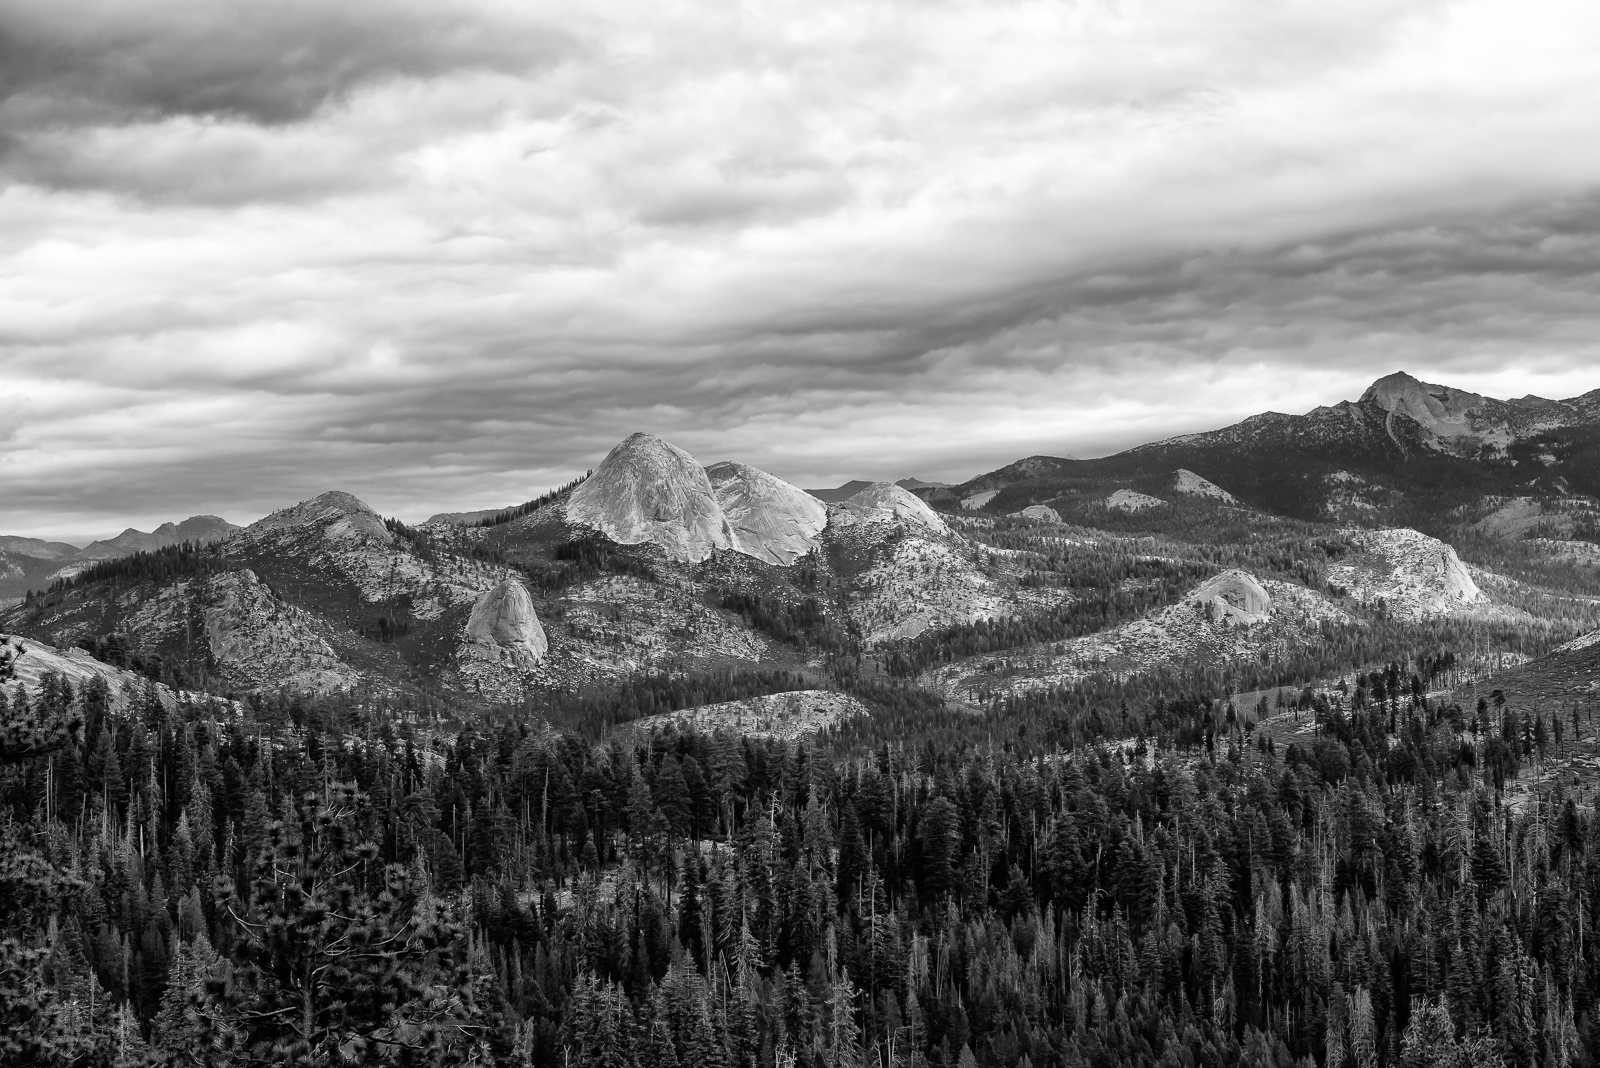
left=1107, top=489, right=1167, bottom=513
left=1328, top=528, right=1485, bottom=619
left=1173, top=469, right=1237, bottom=503
left=465, top=578, right=548, bottom=663
left=1188, top=570, right=1273, bottom=624
left=245, top=490, right=392, bottom=544
left=566, top=433, right=734, bottom=563
left=837, top=482, right=951, bottom=535
left=706, top=461, right=827, bottom=566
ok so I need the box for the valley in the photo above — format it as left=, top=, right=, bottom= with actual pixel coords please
left=7, top=370, right=1600, bottom=1068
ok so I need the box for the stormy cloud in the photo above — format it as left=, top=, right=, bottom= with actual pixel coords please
left=4, top=0, right=1600, bottom=541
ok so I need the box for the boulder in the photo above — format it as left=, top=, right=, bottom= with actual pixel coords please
left=465, top=578, right=548, bottom=662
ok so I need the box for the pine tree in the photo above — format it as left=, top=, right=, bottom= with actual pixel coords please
left=0, top=674, right=112, bottom=1064
left=197, top=783, right=490, bottom=1065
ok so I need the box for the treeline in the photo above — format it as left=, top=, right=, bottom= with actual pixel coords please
left=475, top=473, right=593, bottom=529
left=32, top=540, right=225, bottom=601
left=718, top=591, right=846, bottom=653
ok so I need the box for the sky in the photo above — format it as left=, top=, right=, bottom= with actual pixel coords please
left=4, top=0, right=1600, bottom=542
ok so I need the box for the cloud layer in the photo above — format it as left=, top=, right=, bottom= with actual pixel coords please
left=4, top=0, right=1600, bottom=540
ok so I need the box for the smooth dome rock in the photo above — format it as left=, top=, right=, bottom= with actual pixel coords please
left=839, top=482, right=950, bottom=535
left=1188, top=570, right=1273, bottom=624
left=705, top=461, right=826, bottom=566
left=1012, top=505, right=1062, bottom=522
left=565, top=433, right=734, bottom=563
left=465, top=579, right=548, bottom=662
left=1328, top=528, right=1485, bottom=618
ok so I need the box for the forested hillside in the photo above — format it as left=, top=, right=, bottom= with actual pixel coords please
left=4, top=628, right=1600, bottom=1067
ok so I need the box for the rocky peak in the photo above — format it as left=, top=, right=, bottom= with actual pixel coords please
left=1359, top=372, right=1485, bottom=438
left=705, top=461, right=827, bottom=566
left=565, top=433, right=733, bottom=563
left=244, top=491, right=391, bottom=543
left=81, top=514, right=240, bottom=559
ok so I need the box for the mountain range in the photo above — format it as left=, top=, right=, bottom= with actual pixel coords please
left=3, top=371, right=1597, bottom=713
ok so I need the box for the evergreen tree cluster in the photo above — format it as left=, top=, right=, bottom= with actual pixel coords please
left=4, top=641, right=1600, bottom=1065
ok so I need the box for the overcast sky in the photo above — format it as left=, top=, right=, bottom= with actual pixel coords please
left=5, top=0, right=1600, bottom=541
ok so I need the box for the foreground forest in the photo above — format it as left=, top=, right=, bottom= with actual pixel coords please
left=3, top=630, right=1600, bottom=1068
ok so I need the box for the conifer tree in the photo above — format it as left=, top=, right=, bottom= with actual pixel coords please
left=197, top=783, right=489, bottom=1065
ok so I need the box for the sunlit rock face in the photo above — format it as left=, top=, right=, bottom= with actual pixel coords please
left=836, top=481, right=951, bottom=535
left=705, top=461, right=827, bottom=566
left=1361, top=372, right=1485, bottom=440
left=1187, top=570, right=1273, bottom=624
left=202, top=570, right=353, bottom=692
left=565, top=433, right=734, bottom=563
left=245, top=490, right=392, bottom=544
left=1328, top=528, right=1485, bottom=619
left=1173, top=469, right=1237, bottom=503
left=465, top=578, right=548, bottom=663
left=1107, top=489, right=1166, bottom=513
left=1012, top=504, right=1062, bottom=522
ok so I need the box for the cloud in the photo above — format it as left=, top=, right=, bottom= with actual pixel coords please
left=3, top=0, right=1600, bottom=540
left=0, top=0, right=572, bottom=126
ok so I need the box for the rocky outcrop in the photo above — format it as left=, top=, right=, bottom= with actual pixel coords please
left=705, top=461, right=827, bottom=566
left=1173, top=469, right=1237, bottom=503
left=962, top=490, right=1000, bottom=510
left=202, top=570, right=353, bottom=691
left=566, top=434, right=733, bottom=563
left=464, top=579, right=548, bottom=663
left=1187, top=570, right=1273, bottom=624
left=1328, top=528, right=1485, bottom=619
left=837, top=482, right=951, bottom=535
left=1012, top=505, right=1062, bottom=522
left=1361, top=373, right=1484, bottom=440
left=2, top=631, right=183, bottom=713
left=1107, top=489, right=1167, bottom=513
